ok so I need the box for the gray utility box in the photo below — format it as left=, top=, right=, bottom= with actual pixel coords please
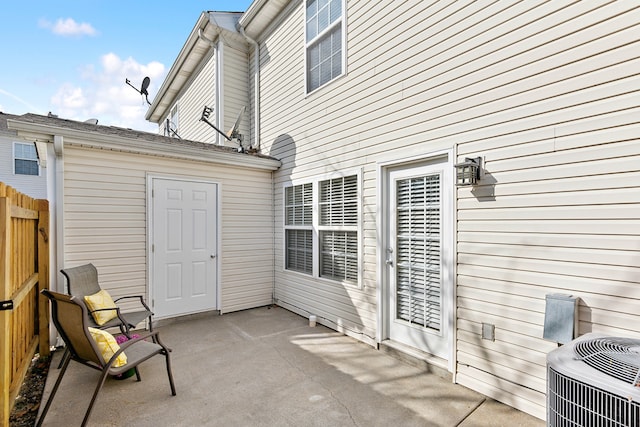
left=543, top=293, right=578, bottom=344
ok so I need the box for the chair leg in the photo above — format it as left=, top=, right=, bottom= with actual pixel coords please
left=36, top=352, right=72, bottom=427
left=81, top=367, right=111, bottom=427
left=134, top=366, right=141, bottom=381
left=148, top=316, right=158, bottom=343
left=164, top=350, right=177, bottom=396
left=156, top=334, right=176, bottom=395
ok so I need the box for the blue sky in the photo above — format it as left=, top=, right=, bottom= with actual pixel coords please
left=0, top=1, right=253, bottom=132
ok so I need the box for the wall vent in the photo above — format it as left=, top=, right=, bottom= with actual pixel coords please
left=547, top=333, right=640, bottom=426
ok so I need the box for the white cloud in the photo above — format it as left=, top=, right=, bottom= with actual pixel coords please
left=50, top=53, right=165, bottom=132
left=39, top=18, right=97, bottom=37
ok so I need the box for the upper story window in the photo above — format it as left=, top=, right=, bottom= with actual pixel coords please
left=14, top=142, right=39, bottom=176
left=306, top=0, right=345, bottom=93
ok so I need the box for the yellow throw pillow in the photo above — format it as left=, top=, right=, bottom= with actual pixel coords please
left=88, top=327, right=127, bottom=367
left=84, top=289, right=118, bottom=326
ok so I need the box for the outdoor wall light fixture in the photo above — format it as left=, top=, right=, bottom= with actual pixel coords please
left=454, top=157, right=483, bottom=186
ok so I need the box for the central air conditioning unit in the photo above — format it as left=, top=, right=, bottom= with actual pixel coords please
left=547, top=333, right=640, bottom=426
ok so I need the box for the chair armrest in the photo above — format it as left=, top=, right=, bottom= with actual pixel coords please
left=120, top=331, right=172, bottom=353
left=89, top=306, right=122, bottom=318
left=88, top=306, right=132, bottom=330
left=90, top=307, right=119, bottom=313
left=115, top=331, right=171, bottom=355
left=105, top=331, right=159, bottom=368
left=113, top=295, right=153, bottom=313
left=118, top=331, right=159, bottom=350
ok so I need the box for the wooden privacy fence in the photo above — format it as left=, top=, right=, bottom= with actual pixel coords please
left=0, top=182, right=50, bottom=425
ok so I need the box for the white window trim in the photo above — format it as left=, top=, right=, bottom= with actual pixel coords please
left=284, top=182, right=314, bottom=276
left=283, top=168, right=363, bottom=288
left=13, top=141, right=40, bottom=176
left=304, top=0, right=347, bottom=96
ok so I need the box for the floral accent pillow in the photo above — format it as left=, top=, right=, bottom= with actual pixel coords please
left=84, top=289, right=118, bottom=326
left=88, top=327, right=127, bottom=367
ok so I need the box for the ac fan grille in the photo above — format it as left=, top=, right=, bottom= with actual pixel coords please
left=548, top=367, right=640, bottom=427
left=574, top=337, right=640, bottom=386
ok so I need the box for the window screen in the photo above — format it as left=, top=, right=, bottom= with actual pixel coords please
left=306, top=0, right=344, bottom=93
left=14, top=142, right=39, bottom=176
left=319, top=175, right=358, bottom=283
left=285, top=183, right=313, bottom=274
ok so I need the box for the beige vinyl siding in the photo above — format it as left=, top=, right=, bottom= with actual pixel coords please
left=448, top=2, right=640, bottom=421
left=164, top=39, right=250, bottom=149
left=260, top=1, right=460, bottom=344
left=62, top=145, right=274, bottom=314
left=165, top=49, right=216, bottom=143
left=222, top=44, right=250, bottom=146
left=252, top=0, right=640, bottom=420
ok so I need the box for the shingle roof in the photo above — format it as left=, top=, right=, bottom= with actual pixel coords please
left=0, top=112, right=20, bottom=134
left=4, top=112, right=277, bottom=163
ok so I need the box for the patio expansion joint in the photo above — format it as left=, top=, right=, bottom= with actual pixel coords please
left=455, top=397, right=486, bottom=426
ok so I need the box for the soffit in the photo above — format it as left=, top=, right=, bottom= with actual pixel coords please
left=239, top=0, right=292, bottom=40
left=146, top=12, right=243, bottom=124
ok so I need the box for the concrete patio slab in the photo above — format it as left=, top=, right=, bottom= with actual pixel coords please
left=38, top=306, right=544, bottom=426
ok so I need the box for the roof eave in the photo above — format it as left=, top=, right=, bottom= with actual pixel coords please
left=7, top=119, right=281, bottom=171
left=239, top=0, right=291, bottom=40
left=146, top=12, right=245, bottom=124
left=145, top=12, right=212, bottom=123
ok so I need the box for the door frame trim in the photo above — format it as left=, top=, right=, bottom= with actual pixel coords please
left=376, top=149, right=456, bottom=372
left=146, top=174, right=222, bottom=318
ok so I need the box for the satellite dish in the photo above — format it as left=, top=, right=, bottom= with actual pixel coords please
left=200, top=105, right=246, bottom=151
left=125, top=77, right=152, bottom=105
left=140, top=77, right=150, bottom=96
left=84, top=118, right=99, bottom=125
left=226, top=106, right=245, bottom=142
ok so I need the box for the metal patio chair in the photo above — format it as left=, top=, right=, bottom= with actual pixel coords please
left=37, top=289, right=176, bottom=427
left=61, top=263, right=154, bottom=336
left=57, top=263, right=155, bottom=368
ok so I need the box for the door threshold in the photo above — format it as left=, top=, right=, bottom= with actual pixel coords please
left=380, top=340, right=451, bottom=381
left=154, top=309, right=221, bottom=327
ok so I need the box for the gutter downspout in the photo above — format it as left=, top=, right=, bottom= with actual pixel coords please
left=238, top=25, right=260, bottom=151
left=53, top=135, right=64, bottom=347
left=198, top=27, right=223, bottom=146
left=53, top=135, right=64, bottom=292
left=239, top=25, right=269, bottom=300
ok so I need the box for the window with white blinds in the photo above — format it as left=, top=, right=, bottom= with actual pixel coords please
left=285, top=183, right=313, bottom=274
left=395, top=174, right=441, bottom=331
left=284, top=174, right=359, bottom=285
left=319, top=176, right=358, bottom=283
left=305, top=0, right=345, bottom=93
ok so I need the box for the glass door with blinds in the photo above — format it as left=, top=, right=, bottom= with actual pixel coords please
left=387, top=161, right=452, bottom=360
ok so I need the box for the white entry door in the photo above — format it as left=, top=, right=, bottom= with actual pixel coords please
left=386, top=160, right=453, bottom=360
left=151, top=178, right=218, bottom=318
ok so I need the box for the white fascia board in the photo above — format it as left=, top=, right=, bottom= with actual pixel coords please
left=238, top=0, right=292, bottom=40
left=147, top=12, right=244, bottom=124
left=146, top=12, right=212, bottom=123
